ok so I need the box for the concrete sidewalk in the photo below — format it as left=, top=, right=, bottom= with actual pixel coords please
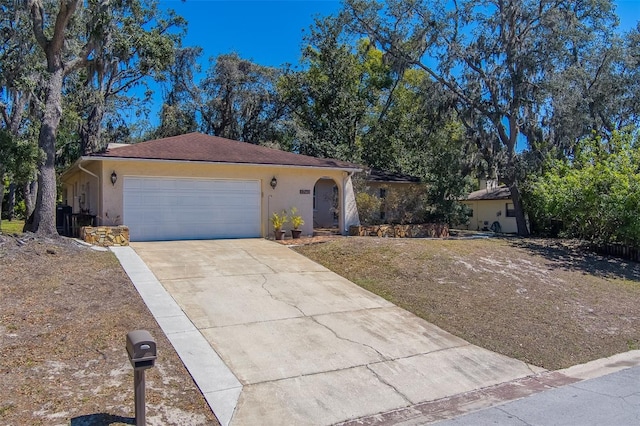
left=114, top=239, right=544, bottom=425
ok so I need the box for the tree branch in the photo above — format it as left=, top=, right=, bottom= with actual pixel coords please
left=28, top=0, right=47, bottom=50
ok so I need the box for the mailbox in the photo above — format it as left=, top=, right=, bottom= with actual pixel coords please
left=126, top=330, right=157, bottom=370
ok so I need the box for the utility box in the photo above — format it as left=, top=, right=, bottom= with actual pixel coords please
left=126, top=330, right=157, bottom=370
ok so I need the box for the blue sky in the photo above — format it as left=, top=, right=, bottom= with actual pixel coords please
left=162, top=0, right=639, bottom=68
left=161, top=0, right=342, bottom=68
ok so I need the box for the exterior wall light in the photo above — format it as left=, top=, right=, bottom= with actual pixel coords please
left=111, top=171, right=118, bottom=186
left=270, top=176, right=277, bottom=189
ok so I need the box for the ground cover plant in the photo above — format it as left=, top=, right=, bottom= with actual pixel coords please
left=295, top=237, right=640, bottom=370
left=0, top=233, right=219, bottom=425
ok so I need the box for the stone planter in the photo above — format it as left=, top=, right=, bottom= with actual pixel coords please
left=80, top=226, right=130, bottom=247
left=291, top=229, right=302, bottom=239
left=349, top=223, right=449, bottom=239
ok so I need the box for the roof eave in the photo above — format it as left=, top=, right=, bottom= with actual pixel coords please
left=87, top=155, right=363, bottom=173
left=59, top=156, right=96, bottom=182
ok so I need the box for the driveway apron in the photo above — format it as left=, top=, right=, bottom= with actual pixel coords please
left=130, top=239, right=542, bottom=425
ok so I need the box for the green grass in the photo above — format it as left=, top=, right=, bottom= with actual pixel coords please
left=0, top=219, right=25, bottom=234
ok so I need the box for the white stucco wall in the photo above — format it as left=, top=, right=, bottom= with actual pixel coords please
left=343, top=175, right=360, bottom=230
left=62, top=159, right=358, bottom=237
left=458, top=199, right=518, bottom=234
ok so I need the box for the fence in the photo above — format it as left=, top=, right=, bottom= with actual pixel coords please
left=592, top=243, right=640, bottom=262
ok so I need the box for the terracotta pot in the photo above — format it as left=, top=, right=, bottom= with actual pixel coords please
left=291, top=229, right=302, bottom=239
left=274, top=229, right=286, bottom=240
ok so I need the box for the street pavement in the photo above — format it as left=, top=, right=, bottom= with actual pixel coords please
left=437, top=365, right=640, bottom=425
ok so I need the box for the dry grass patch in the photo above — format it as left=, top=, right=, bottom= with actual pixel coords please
left=0, top=234, right=219, bottom=425
left=295, top=237, right=640, bottom=370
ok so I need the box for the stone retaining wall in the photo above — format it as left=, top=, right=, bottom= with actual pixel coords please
left=349, top=223, right=449, bottom=238
left=81, top=226, right=130, bottom=247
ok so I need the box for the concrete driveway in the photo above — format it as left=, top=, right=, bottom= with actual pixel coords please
left=120, top=239, right=543, bottom=425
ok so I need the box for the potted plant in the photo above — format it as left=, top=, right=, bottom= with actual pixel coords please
left=289, top=207, right=304, bottom=239
left=270, top=210, right=288, bottom=240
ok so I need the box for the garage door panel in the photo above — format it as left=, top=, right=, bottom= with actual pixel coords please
left=124, top=177, right=261, bottom=241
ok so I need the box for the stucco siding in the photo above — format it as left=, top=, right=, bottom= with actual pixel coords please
left=343, top=176, right=360, bottom=230
left=458, top=199, right=518, bottom=234
left=65, top=159, right=353, bottom=237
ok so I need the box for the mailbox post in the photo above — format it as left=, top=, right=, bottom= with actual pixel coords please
left=126, top=330, right=157, bottom=426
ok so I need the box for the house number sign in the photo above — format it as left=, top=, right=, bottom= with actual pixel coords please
left=300, top=189, right=311, bottom=194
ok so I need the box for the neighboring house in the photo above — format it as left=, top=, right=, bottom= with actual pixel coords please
left=458, top=180, right=518, bottom=234
left=365, top=169, right=421, bottom=190
left=359, top=169, right=423, bottom=223
left=60, top=133, right=361, bottom=241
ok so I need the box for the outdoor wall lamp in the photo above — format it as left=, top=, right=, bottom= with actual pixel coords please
left=270, top=176, right=278, bottom=189
left=111, top=171, right=118, bottom=186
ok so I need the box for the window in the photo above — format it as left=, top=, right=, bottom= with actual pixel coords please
left=506, top=203, right=516, bottom=217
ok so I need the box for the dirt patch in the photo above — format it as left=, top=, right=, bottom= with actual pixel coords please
left=0, top=233, right=219, bottom=425
left=294, top=237, right=640, bottom=370
left=274, top=234, right=345, bottom=246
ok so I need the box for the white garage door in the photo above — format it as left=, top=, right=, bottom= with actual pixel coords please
left=123, top=177, right=261, bottom=241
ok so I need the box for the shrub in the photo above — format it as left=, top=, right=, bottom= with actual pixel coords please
left=289, top=207, right=304, bottom=229
left=355, top=192, right=383, bottom=225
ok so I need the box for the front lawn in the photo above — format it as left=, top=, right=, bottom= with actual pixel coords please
left=0, top=234, right=218, bottom=425
left=0, top=219, right=24, bottom=234
left=295, top=237, right=640, bottom=370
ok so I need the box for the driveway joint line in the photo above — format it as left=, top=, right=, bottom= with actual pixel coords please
left=159, top=276, right=207, bottom=281
left=195, top=314, right=307, bottom=330
left=203, top=384, right=243, bottom=393
left=311, top=305, right=399, bottom=318
left=241, top=364, right=387, bottom=387
left=366, top=343, right=474, bottom=364
left=237, top=342, right=485, bottom=387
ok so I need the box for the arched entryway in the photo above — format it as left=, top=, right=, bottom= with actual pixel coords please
left=313, top=178, right=340, bottom=234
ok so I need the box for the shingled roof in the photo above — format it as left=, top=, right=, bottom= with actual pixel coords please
left=365, top=169, right=421, bottom=183
left=466, top=185, right=512, bottom=201
left=91, top=132, right=361, bottom=170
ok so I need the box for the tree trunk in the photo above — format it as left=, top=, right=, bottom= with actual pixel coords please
left=24, top=180, right=36, bottom=219
left=508, top=182, right=530, bottom=237
left=80, top=100, right=104, bottom=154
left=30, top=67, right=64, bottom=236
left=7, top=182, right=16, bottom=221
left=0, top=171, right=4, bottom=231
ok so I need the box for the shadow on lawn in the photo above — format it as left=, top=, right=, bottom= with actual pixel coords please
left=508, top=238, right=640, bottom=282
left=70, top=413, right=135, bottom=425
